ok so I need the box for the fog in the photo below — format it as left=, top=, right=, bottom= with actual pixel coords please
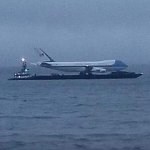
left=0, top=0, right=150, bottom=66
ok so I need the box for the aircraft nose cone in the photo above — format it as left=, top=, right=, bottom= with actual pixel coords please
left=114, top=60, right=128, bottom=69
left=121, top=61, right=128, bottom=68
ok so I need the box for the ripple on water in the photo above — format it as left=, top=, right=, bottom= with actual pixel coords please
left=0, top=115, right=60, bottom=120
left=0, top=141, right=25, bottom=150
left=0, top=97, right=8, bottom=101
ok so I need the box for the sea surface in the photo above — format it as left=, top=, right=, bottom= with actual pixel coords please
left=0, top=65, right=150, bottom=150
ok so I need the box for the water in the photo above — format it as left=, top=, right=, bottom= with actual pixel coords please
left=0, top=66, right=150, bottom=150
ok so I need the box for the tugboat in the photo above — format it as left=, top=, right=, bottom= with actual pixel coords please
left=14, top=58, right=30, bottom=78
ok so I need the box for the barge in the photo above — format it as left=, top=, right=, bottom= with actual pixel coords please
left=8, top=58, right=143, bottom=80
left=9, top=71, right=142, bottom=80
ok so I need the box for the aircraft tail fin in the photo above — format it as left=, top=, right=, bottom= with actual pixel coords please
left=34, top=48, right=55, bottom=62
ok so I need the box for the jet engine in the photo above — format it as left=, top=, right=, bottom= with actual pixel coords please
left=92, top=67, right=106, bottom=73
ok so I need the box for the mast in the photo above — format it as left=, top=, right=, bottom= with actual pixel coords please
left=21, top=58, right=27, bottom=73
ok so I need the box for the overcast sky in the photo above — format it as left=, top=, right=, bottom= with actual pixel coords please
left=0, top=0, right=150, bottom=66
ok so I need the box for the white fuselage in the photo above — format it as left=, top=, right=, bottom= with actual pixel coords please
left=40, top=60, right=128, bottom=73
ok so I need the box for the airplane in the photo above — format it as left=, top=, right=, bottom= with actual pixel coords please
left=34, top=48, right=128, bottom=74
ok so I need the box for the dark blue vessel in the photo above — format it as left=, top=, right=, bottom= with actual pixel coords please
left=9, top=71, right=142, bottom=80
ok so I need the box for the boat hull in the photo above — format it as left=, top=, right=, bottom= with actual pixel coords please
left=8, top=71, right=143, bottom=80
